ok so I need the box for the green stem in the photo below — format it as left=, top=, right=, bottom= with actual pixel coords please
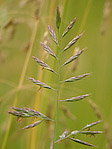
left=53, top=0, right=69, bottom=145
left=54, top=29, right=61, bottom=145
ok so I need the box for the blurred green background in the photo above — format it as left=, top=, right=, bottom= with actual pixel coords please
left=0, top=0, right=112, bottom=148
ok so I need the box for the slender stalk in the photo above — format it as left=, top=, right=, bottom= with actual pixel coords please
left=53, top=29, right=62, bottom=147
left=53, top=0, right=69, bottom=145
left=2, top=19, right=39, bottom=149
left=53, top=1, right=94, bottom=145
left=55, top=51, right=60, bottom=138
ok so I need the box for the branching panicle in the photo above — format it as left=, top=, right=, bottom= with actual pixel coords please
left=8, top=7, right=102, bottom=148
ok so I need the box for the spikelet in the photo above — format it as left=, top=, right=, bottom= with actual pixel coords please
left=62, top=17, right=77, bottom=38
left=62, top=48, right=85, bottom=66
left=79, top=131, right=103, bottom=135
left=62, top=73, right=90, bottom=82
left=48, top=25, right=59, bottom=46
left=81, top=120, right=102, bottom=131
left=40, top=42, right=57, bottom=59
left=28, top=77, right=55, bottom=91
left=32, top=56, right=56, bottom=73
left=9, top=107, right=54, bottom=121
left=22, top=120, right=43, bottom=129
left=62, top=32, right=83, bottom=52
left=60, top=94, right=89, bottom=102
left=55, top=119, right=102, bottom=146
left=69, top=138, right=97, bottom=147
left=59, top=129, right=69, bottom=139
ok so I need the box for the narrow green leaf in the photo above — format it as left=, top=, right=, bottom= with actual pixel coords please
left=48, top=25, right=59, bottom=46
left=62, top=48, right=85, bottom=66
left=56, top=6, right=61, bottom=30
left=62, top=32, right=83, bottom=52
left=59, top=94, right=89, bottom=102
left=40, top=42, right=58, bottom=59
left=81, top=120, right=102, bottom=131
left=62, top=17, right=77, bottom=38
left=69, top=138, right=97, bottom=147
left=22, top=120, right=44, bottom=129
left=62, top=73, right=90, bottom=82
left=32, top=56, right=56, bottom=73
left=28, top=77, right=55, bottom=91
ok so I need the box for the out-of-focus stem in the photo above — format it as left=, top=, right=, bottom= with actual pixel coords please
left=2, top=19, right=39, bottom=149
left=30, top=0, right=57, bottom=148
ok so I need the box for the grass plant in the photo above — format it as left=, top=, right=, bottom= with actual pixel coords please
left=7, top=6, right=102, bottom=148
left=1, top=0, right=112, bottom=149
